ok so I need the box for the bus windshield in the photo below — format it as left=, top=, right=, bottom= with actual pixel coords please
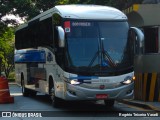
left=64, top=20, right=132, bottom=75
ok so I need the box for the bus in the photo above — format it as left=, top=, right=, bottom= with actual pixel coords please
left=15, top=5, right=144, bottom=108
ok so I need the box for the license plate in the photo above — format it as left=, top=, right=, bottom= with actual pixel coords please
left=96, top=94, right=108, bottom=99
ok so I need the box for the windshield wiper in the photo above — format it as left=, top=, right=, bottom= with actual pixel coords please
left=87, top=38, right=117, bottom=68
left=102, top=50, right=117, bottom=67
left=87, top=50, right=116, bottom=68
left=101, top=39, right=116, bottom=67
left=88, top=51, right=100, bottom=67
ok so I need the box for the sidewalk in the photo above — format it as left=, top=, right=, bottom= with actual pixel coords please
left=118, top=99, right=160, bottom=112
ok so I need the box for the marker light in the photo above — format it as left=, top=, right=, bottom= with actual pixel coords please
left=132, top=76, right=136, bottom=80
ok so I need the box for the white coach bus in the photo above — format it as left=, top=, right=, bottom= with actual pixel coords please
left=15, top=5, right=144, bottom=107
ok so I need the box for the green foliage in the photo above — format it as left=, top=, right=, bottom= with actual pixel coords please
left=8, top=71, right=15, bottom=79
left=0, top=26, right=15, bottom=78
left=54, top=0, right=69, bottom=5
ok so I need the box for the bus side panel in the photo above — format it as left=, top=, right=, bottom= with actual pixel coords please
left=15, top=63, right=27, bottom=86
left=55, top=66, right=67, bottom=99
left=42, top=48, right=65, bottom=98
left=15, top=64, right=21, bottom=86
left=45, top=64, right=65, bottom=98
left=30, top=66, right=47, bottom=93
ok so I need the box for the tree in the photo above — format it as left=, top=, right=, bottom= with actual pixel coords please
left=0, top=22, right=8, bottom=76
left=0, top=27, right=14, bottom=77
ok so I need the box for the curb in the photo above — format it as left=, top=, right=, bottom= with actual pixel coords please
left=8, top=82, right=17, bottom=85
left=118, top=99, right=160, bottom=112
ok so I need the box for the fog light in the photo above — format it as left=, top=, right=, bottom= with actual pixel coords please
left=126, top=90, right=132, bottom=94
left=68, top=90, right=76, bottom=96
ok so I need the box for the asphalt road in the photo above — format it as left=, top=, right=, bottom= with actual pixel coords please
left=0, top=84, right=159, bottom=120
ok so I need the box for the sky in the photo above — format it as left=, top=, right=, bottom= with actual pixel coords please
left=2, top=14, right=25, bottom=25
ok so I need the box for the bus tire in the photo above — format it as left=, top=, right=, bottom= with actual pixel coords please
left=51, top=88, right=60, bottom=108
left=104, top=99, right=115, bottom=108
left=21, top=77, right=30, bottom=97
left=51, top=87, right=62, bottom=108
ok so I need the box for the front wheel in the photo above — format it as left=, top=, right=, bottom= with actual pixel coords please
left=51, top=88, right=62, bottom=108
left=104, top=99, right=115, bottom=108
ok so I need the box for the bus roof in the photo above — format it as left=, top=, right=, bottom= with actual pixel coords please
left=16, top=5, right=127, bottom=31
left=55, top=5, right=127, bottom=20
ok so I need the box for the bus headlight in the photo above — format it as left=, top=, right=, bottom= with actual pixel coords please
left=70, top=80, right=80, bottom=85
left=121, top=76, right=133, bottom=85
left=63, top=76, right=80, bottom=85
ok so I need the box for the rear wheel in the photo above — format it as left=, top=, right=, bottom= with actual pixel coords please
left=21, top=77, right=30, bottom=97
left=104, top=100, right=115, bottom=108
left=21, top=75, right=37, bottom=97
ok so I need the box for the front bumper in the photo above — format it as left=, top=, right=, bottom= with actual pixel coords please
left=64, top=82, right=134, bottom=100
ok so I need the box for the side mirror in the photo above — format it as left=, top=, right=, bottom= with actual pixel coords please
left=57, top=26, right=65, bottom=48
left=129, top=27, right=144, bottom=55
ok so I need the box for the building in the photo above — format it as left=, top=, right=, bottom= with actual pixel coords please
left=123, top=2, right=160, bottom=102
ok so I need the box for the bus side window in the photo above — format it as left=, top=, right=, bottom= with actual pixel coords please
left=15, top=27, right=29, bottom=49
left=39, top=18, right=53, bottom=47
